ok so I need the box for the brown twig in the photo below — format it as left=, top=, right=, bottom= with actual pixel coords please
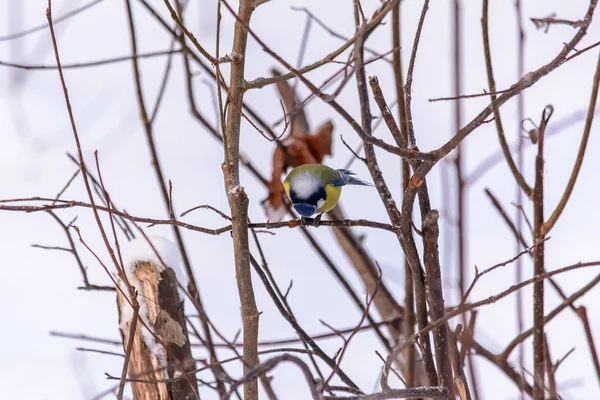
left=391, top=0, right=418, bottom=387
left=1, top=0, right=106, bottom=41
left=369, top=78, right=406, bottom=148
left=543, top=48, right=600, bottom=235
left=483, top=187, right=577, bottom=315
left=291, top=6, right=391, bottom=64
left=459, top=310, right=476, bottom=365
left=368, top=75, right=438, bottom=388
left=150, top=39, right=177, bottom=124
left=502, top=271, right=600, bottom=361
left=482, top=0, right=532, bottom=198
left=224, top=355, right=319, bottom=400
left=42, top=210, right=115, bottom=291
left=162, top=0, right=221, bottom=65
left=514, top=3, right=527, bottom=394
left=461, top=239, right=549, bottom=305
left=531, top=15, right=587, bottom=33
left=76, top=347, right=124, bottom=357
left=0, top=49, right=181, bottom=70
left=243, top=0, right=400, bottom=90
left=402, top=0, right=429, bottom=148
left=117, top=302, right=140, bottom=400
left=340, top=134, right=367, bottom=164
left=449, top=325, right=472, bottom=400
left=46, top=0, right=123, bottom=277
left=454, top=1, right=478, bottom=395
left=367, top=59, right=439, bottom=400
left=324, top=262, right=380, bottom=388
left=323, top=387, right=449, bottom=400
left=53, top=316, right=402, bottom=349
left=384, top=261, right=600, bottom=392
left=532, top=105, right=552, bottom=400
left=543, top=334, right=557, bottom=399
left=220, top=1, right=260, bottom=398
left=249, top=227, right=307, bottom=398
left=65, top=153, right=136, bottom=240
left=52, top=169, right=79, bottom=203
left=369, top=68, right=443, bottom=392
left=248, top=254, right=360, bottom=390
left=181, top=204, right=231, bottom=220
left=410, top=0, right=598, bottom=184
left=428, top=88, right=513, bottom=102
left=0, top=198, right=400, bottom=234
left=576, top=306, right=600, bottom=390
left=422, top=210, right=454, bottom=395
left=225, top=0, right=431, bottom=162
left=467, top=268, right=600, bottom=396
left=354, top=4, right=439, bottom=389
left=124, top=0, right=225, bottom=395
left=461, top=335, right=533, bottom=396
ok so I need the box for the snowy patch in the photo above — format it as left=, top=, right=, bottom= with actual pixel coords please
left=228, top=184, right=242, bottom=195
left=118, top=236, right=187, bottom=369
left=291, top=172, right=321, bottom=199
left=121, top=236, right=187, bottom=288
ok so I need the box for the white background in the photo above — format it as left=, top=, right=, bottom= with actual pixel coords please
left=1, top=0, right=599, bottom=399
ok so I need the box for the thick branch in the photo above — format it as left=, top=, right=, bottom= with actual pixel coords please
left=222, top=1, right=259, bottom=399
left=422, top=211, right=454, bottom=394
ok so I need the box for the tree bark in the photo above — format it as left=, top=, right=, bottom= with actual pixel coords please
left=117, top=261, right=198, bottom=400
left=222, top=1, right=259, bottom=399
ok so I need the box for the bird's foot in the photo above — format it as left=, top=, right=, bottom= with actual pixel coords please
left=313, top=213, right=323, bottom=227
left=300, top=216, right=307, bottom=227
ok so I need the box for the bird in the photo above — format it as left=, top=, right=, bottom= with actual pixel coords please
left=283, top=164, right=372, bottom=226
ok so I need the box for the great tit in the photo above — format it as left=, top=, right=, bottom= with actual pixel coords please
left=283, top=164, right=372, bottom=226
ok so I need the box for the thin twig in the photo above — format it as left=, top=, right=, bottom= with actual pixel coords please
left=162, top=0, right=220, bottom=65
left=117, top=303, right=139, bottom=400
left=1, top=0, right=106, bottom=41
left=243, top=0, right=401, bottom=90
left=576, top=307, right=600, bottom=390
left=0, top=50, right=181, bottom=70
left=391, top=0, right=418, bottom=386
left=531, top=15, right=587, bottom=33
left=249, top=254, right=361, bottom=390
left=461, top=238, right=549, bottom=305
left=543, top=334, right=557, bottom=399
left=0, top=198, right=398, bottom=234
left=384, top=261, right=600, bottom=392
left=403, top=0, right=430, bottom=148
left=543, top=47, right=600, bottom=235
left=482, top=0, right=532, bottom=198
left=323, top=387, right=449, bottom=400
left=224, top=355, right=319, bottom=400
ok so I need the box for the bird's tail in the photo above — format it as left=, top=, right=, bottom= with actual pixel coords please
left=337, top=169, right=373, bottom=186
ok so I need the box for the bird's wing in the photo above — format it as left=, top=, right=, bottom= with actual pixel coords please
left=335, top=169, right=373, bottom=186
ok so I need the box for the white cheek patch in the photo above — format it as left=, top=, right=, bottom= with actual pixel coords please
left=293, top=174, right=321, bottom=199
left=316, top=199, right=325, bottom=209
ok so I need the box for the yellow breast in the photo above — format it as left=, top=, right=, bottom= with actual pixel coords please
left=318, top=184, right=342, bottom=213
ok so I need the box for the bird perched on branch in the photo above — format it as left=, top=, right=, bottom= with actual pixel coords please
left=283, top=164, right=372, bottom=226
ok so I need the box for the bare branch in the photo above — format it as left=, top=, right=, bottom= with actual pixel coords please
left=481, top=0, right=532, bottom=198
left=543, top=48, right=600, bottom=234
